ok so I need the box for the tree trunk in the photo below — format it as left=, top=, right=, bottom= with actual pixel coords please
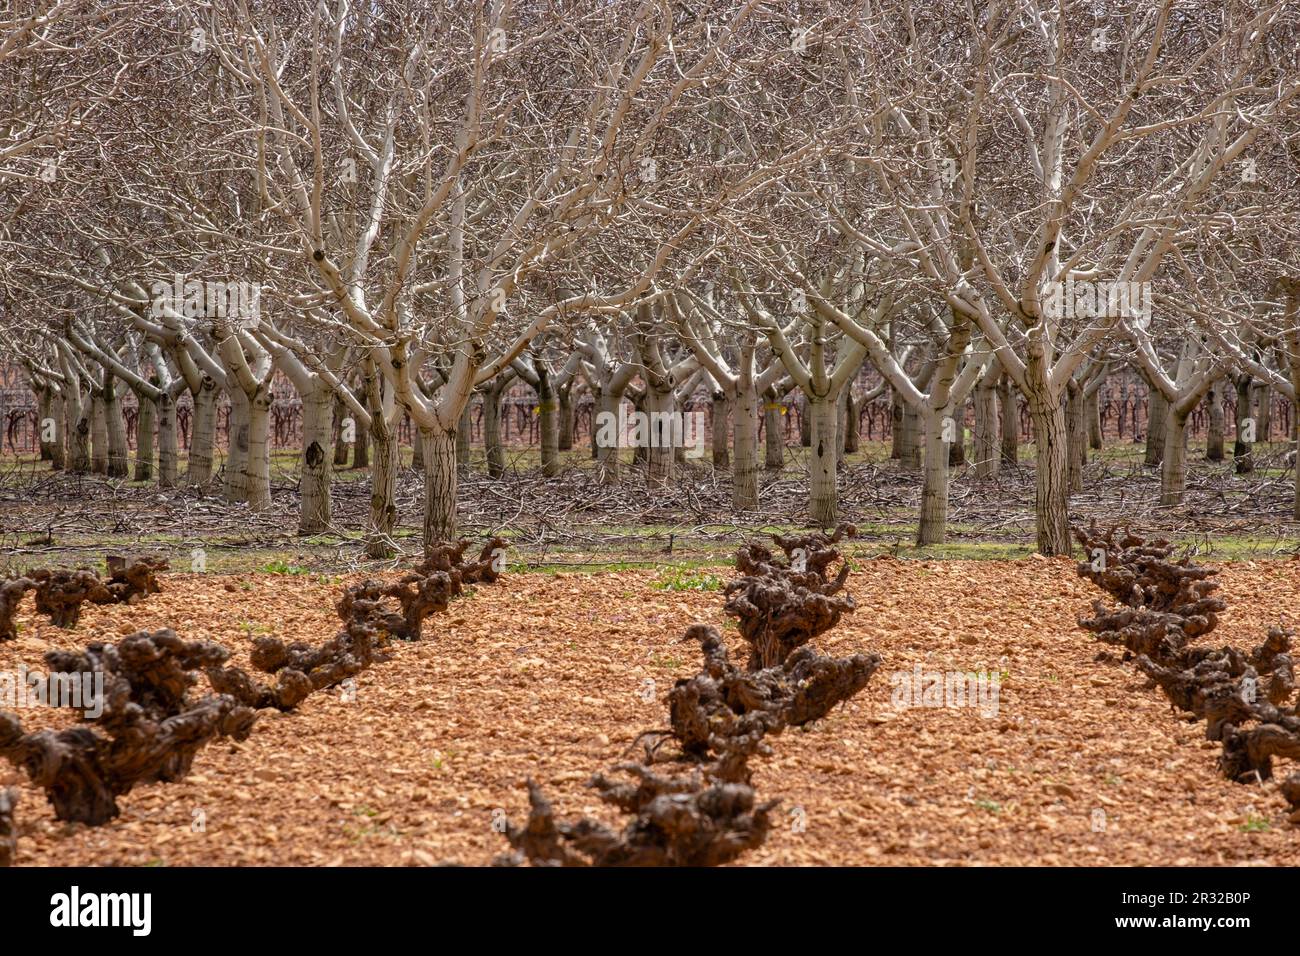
left=1205, top=379, right=1225, bottom=461
left=134, top=395, right=156, bottom=482
left=408, top=425, right=424, bottom=471
left=537, top=373, right=560, bottom=477
left=1085, top=388, right=1103, bottom=450
left=456, top=405, right=472, bottom=476
left=90, top=395, right=107, bottom=474
left=835, top=392, right=847, bottom=467
left=37, top=388, right=54, bottom=461
left=733, top=382, right=759, bottom=509
left=243, top=390, right=272, bottom=510
left=1144, top=387, right=1167, bottom=467
left=1159, top=407, right=1190, bottom=506
left=187, top=382, right=216, bottom=486
left=644, top=386, right=675, bottom=486
left=973, top=378, right=999, bottom=479
left=352, top=418, right=370, bottom=468
left=157, top=392, right=179, bottom=488
left=1292, top=371, right=1300, bottom=520
left=104, top=381, right=129, bottom=478
left=917, top=408, right=950, bottom=545
left=808, top=396, right=838, bottom=527
left=842, top=391, right=860, bottom=455
left=49, top=393, right=66, bottom=470
left=423, top=425, right=458, bottom=550
left=66, top=392, right=89, bottom=476
left=224, top=389, right=248, bottom=502
left=998, top=376, right=1019, bottom=465
left=763, top=392, right=784, bottom=470
left=799, top=393, right=812, bottom=447
left=711, top=392, right=730, bottom=469
left=483, top=387, right=506, bottom=479
left=890, top=392, right=904, bottom=460
left=898, top=402, right=922, bottom=471
left=947, top=403, right=966, bottom=468
left=364, top=412, right=397, bottom=559
left=1027, top=389, right=1071, bottom=556
left=557, top=383, right=575, bottom=452
left=631, top=393, right=648, bottom=466
left=1234, top=375, right=1254, bottom=474
left=594, top=389, right=621, bottom=483
left=333, top=397, right=350, bottom=466
left=298, top=384, right=333, bottom=533
left=1255, top=382, right=1272, bottom=443
left=1066, top=383, right=1085, bottom=493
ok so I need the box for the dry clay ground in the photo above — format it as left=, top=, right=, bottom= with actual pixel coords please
left=4, top=555, right=1300, bottom=867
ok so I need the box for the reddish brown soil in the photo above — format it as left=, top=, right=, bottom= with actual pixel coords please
left=3, top=556, right=1299, bottom=866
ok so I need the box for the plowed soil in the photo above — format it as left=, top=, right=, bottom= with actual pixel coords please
left=4, top=555, right=1300, bottom=866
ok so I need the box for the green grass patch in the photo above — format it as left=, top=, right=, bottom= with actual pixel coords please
left=650, top=567, right=726, bottom=592
left=1239, top=813, right=1271, bottom=833
left=260, top=559, right=313, bottom=575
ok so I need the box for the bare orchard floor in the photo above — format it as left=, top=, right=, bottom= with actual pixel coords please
left=2, top=439, right=1299, bottom=574
left=4, top=558, right=1300, bottom=866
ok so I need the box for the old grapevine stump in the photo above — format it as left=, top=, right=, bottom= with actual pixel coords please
left=725, top=523, right=858, bottom=669
left=667, top=623, right=880, bottom=778
left=0, top=629, right=256, bottom=824
left=1073, top=522, right=1300, bottom=806
left=337, top=573, right=457, bottom=641
left=0, top=578, right=34, bottom=642
left=28, top=569, right=111, bottom=628
left=206, top=664, right=314, bottom=712
left=22, top=557, right=169, bottom=632
left=418, top=537, right=508, bottom=585
left=102, top=555, right=168, bottom=603
left=0, top=788, right=16, bottom=867
left=1074, top=521, right=1224, bottom=661
left=1281, top=774, right=1300, bottom=823
left=215, top=586, right=398, bottom=711
left=211, top=538, right=508, bottom=711
left=501, top=616, right=880, bottom=866
left=501, top=772, right=776, bottom=867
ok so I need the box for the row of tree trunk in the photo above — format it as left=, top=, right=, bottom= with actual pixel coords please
left=33, top=368, right=1288, bottom=552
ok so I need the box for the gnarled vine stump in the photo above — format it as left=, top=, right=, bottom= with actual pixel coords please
left=102, top=555, right=168, bottom=603
left=28, top=569, right=111, bottom=628
left=1074, top=522, right=1300, bottom=814
left=1074, top=521, right=1224, bottom=661
left=244, top=622, right=384, bottom=693
left=667, top=623, right=880, bottom=779
left=337, top=573, right=457, bottom=642
left=418, top=536, right=508, bottom=585
left=21, top=557, right=168, bottom=631
left=205, top=664, right=314, bottom=712
left=0, top=578, right=34, bottom=642
left=725, top=523, right=858, bottom=669
left=501, top=609, right=880, bottom=867
left=0, top=629, right=256, bottom=824
left=0, top=788, right=16, bottom=867
left=1280, top=773, right=1300, bottom=822
left=499, top=772, right=776, bottom=867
